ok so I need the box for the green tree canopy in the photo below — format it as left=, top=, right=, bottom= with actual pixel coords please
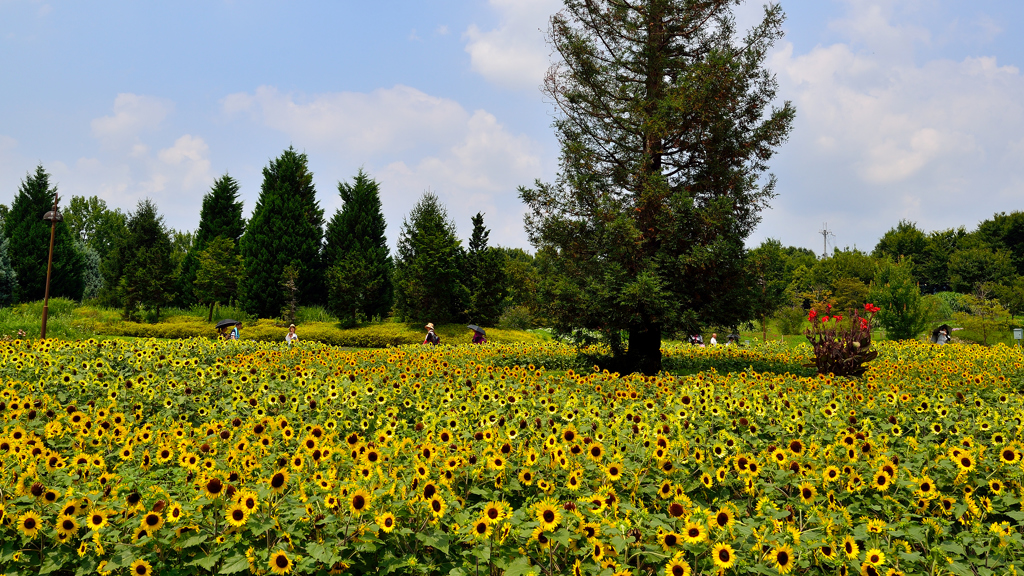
left=873, top=220, right=927, bottom=281
left=393, top=192, right=466, bottom=324
left=0, top=217, right=17, bottom=306
left=520, top=0, right=795, bottom=374
left=177, top=174, right=246, bottom=306
left=465, top=213, right=507, bottom=326
left=118, top=199, right=177, bottom=321
left=869, top=257, right=931, bottom=341
left=6, top=166, right=84, bottom=302
left=323, top=169, right=393, bottom=321
left=194, top=236, right=244, bottom=321
left=747, top=239, right=790, bottom=341
left=239, top=148, right=324, bottom=319
left=948, top=248, right=1014, bottom=293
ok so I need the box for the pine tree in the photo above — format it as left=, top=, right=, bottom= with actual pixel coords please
left=465, top=213, right=507, bottom=325
left=520, top=0, right=795, bottom=374
left=178, top=175, right=246, bottom=306
left=239, top=148, right=324, bottom=319
left=393, top=192, right=466, bottom=324
left=194, top=236, right=244, bottom=321
left=0, top=218, right=17, bottom=306
left=118, top=200, right=176, bottom=321
left=6, top=166, right=85, bottom=302
left=323, top=169, right=393, bottom=322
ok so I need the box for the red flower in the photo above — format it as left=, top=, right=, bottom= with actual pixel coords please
left=860, top=318, right=869, bottom=330
left=836, top=315, right=843, bottom=321
left=808, top=310, right=817, bottom=321
left=822, top=316, right=829, bottom=323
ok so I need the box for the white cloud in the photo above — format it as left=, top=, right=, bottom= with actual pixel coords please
left=435, top=25, right=449, bottom=36
left=751, top=2, right=1024, bottom=251
left=222, top=84, right=544, bottom=246
left=463, top=0, right=560, bottom=90
left=90, top=93, right=174, bottom=147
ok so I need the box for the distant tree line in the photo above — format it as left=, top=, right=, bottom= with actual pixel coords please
left=0, top=150, right=539, bottom=327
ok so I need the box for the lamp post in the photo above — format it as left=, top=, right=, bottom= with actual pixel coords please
left=41, top=192, right=61, bottom=339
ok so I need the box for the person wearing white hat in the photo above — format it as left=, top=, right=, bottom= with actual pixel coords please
left=423, top=323, right=440, bottom=346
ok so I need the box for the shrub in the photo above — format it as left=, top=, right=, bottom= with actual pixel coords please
left=774, top=306, right=806, bottom=335
left=804, top=304, right=880, bottom=377
left=498, top=305, right=534, bottom=330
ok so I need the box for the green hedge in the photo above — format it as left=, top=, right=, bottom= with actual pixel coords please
left=92, top=318, right=543, bottom=348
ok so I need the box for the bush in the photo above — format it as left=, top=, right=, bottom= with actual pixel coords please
left=498, top=305, right=534, bottom=330
left=774, top=306, right=806, bottom=335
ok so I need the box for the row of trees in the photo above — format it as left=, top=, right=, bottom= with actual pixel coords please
left=0, top=152, right=536, bottom=327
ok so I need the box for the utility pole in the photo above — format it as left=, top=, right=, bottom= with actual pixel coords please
left=819, top=223, right=835, bottom=258
left=41, top=192, right=61, bottom=339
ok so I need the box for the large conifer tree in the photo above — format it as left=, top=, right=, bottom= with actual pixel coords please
left=177, top=174, right=246, bottom=306
left=393, top=192, right=466, bottom=324
left=323, top=169, right=393, bottom=323
left=520, top=0, right=795, bottom=374
left=6, top=166, right=84, bottom=302
left=0, top=217, right=17, bottom=306
left=117, top=199, right=176, bottom=321
left=465, top=213, right=507, bottom=325
left=239, top=147, right=324, bottom=319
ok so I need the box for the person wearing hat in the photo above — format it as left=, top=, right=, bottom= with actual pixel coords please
left=424, top=323, right=440, bottom=346
left=285, top=324, right=299, bottom=346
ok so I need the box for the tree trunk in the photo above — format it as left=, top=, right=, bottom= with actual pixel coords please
left=208, top=302, right=215, bottom=322
left=628, top=322, right=662, bottom=376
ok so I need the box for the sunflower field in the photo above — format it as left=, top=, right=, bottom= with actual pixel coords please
left=0, top=338, right=1023, bottom=576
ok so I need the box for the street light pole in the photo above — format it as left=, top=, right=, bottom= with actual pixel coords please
left=41, top=192, right=60, bottom=340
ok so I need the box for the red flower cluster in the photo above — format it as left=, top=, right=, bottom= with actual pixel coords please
left=864, top=303, right=881, bottom=314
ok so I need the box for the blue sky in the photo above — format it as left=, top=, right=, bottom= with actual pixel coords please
left=2, top=0, right=1023, bottom=254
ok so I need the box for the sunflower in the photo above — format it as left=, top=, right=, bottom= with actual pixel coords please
left=916, top=476, right=937, bottom=499
left=269, top=550, right=293, bottom=575
left=427, top=495, right=447, bottom=519
left=769, top=544, right=795, bottom=574
left=269, top=470, right=289, bottom=494
left=664, top=555, right=691, bottom=576
left=988, top=479, right=1003, bottom=494
left=129, top=559, right=153, bottom=576
left=350, top=489, right=372, bottom=515
left=56, top=515, right=79, bottom=539
left=518, top=470, right=534, bottom=485
left=711, top=543, right=736, bottom=570
left=482, top=501, right=506, bottom=522
left=872, top=471, right=890, bottom=491
left=658, top=531, right=682, bottom=551
left=534, top=499, right=561, bottom=531
left=700, top=472, right=713, bottom=488
left=226, top=502, right=248, bottom=527
left=709, top=507, right=735, bottom=531
left=579, top=521, right=601, bottom=541
left=376, top=511, right=396, bottom=533
left=798, top=482, right=816, bottom=504
left=682, top=521, right=706, bottom=544
left=140, top=511, right=164, bottom=531
left=471, top=517, right=492, bottom=540
left=818, top=544, right=836, bottom=559
left=864, top=548, right=885, bottom=566
left=843, top=535, right=859, bottom=558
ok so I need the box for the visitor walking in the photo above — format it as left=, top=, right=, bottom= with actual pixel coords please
left=424, top=323, right=440, bottom=346
left=285, top=324, right=299, bottom=346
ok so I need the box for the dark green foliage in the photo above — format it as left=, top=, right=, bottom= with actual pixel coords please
left=6, top=166, right=85, bottom=302
left=77, top=240, right=102, bottom=301
left=465, top=213, right=507, bottom=325
left=521, top=0, right=795, bottom=374
left=177, top=175, right=246, bottom=306
left=393, top=192, right=467, bottom=324
left=0, top=218, right=16, bottom=306
left=948, top=248, right=1014, bottom=293
left=194, top=236, right=244, bottom=321
left=323, top=169, right=393, bottom=322
left=118, top=199, right=177, bottom=321
left=873, top=220, right=927, bottom=281
left=976, top=211, right=1024, bottom=275
left=832, top=277, right=869, bottom=314
left=64, top=196, right=127, bottom=263
left=239, top=148, right=325, bottom=319
left=869, top=257, right=931, bottom=341
left=747, top=239, right=790, bottom=341
left=919, top=227, right=970, bottom=292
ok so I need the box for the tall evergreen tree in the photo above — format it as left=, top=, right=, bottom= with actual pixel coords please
left=239, top=148, right=324, bottom=319
left=393, top=192, right=466, bottom=323
left=6, top=166, right=85, bottom=302
left=323, top=169, right=393, bottom=321
left=465, top=213, right=507, bottom=325
left=177, top=175, right=246, bottom=306
left=520, top=0, right=795, bottom=373
left=117, top=200, right=177, bottom=321
left=0, top=218, right=17, bottom=306
left=194, top=236, right=244, bottom=321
